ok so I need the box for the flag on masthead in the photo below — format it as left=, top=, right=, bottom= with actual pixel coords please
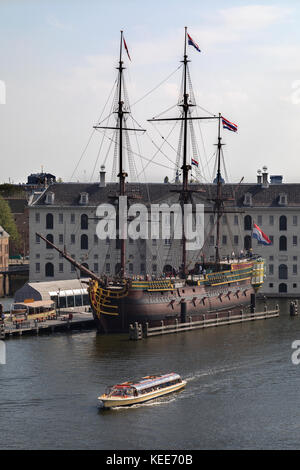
left=187, top=33, right=201, bottom=52
left=123, top=37, right=131, bottom=61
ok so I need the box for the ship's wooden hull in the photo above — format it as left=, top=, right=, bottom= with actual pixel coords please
left=90, top=278, right=255, bottom=333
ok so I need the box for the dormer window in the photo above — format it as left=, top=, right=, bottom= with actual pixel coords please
left=243, top=192, right=252, bottom=206
left=279, top=193, right=287, bottom=206
left=46, top=192, right=54, bottom=205
left=80, top=192, right=89, bottom=205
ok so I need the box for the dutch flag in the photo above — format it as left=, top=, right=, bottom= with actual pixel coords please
left=191, top=158, right=199, bottom=167
left=222, top=116, right=238, bottom=132
left=187, top=33, right=201, bottom=53
left=252, top=223, right=271, bottom=245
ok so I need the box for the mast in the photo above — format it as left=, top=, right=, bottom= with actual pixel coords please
left=214, top=113, right=224, bottom=265
left=117, top=30, right=126, bottom=279
left=181, top=26, right=191, bottom=276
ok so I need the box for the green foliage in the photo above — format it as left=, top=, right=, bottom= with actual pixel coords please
left=0, top=184, right=25, bottom=197
left=0, top=195, right=20, bottom=244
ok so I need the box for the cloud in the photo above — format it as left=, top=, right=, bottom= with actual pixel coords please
left=47, top=15, right=72, bottom=31
left=219, top=5, right=291, bottom=31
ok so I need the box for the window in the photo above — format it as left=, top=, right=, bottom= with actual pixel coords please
left=152, top=255, right=157, bottom=260
left=279, top=264, right=288, bottom=279
left=79, top=192, right=89, bottom=205
left=233, top=235, right=239, bottom=245
left=59, top=213, right=63, bottom=224
left=279, top=193, right=287, bottom=206
left=141, top=263, right=145, bottom=273
left=293, top=265, right=298, bottom=275
left=244, top=235, right=252, bottom=250
left=81, top=234, right=88, bottom=250
left=152, top=264, right=157, bottom=272
left=269, top=283, right=273, bottom=288
left=222, top=215, right=227, bottom=224
left=269, top=215, right=274, bottom=226
left=46, top=213, right=53, bottom=229
left=129, top=263, right=133, bottom=274
left=81, top=214, right=88, bottom=230
left=35, top=263, right=40, bottom=273
left=269, top=265, right=274, bottom=275
left=209, top=236, right=214, bottom=246
left=165, top=239, right=171, bottom=246
left=257, top=215, right=262, bottom=225
left=46, top=234, right=54, bottom=249
left=293, top=216, right=298, bottom=226
left=152, top=239, right=157, bottom=246
left=45, top=262, right=54, bottom=277
left=243, top=193, right=252, bottom=206
left=279, top=215, right=287, bottom=231
left=59, top=263, right=64, bottom=273
left=293, top=256, right=298, bottom=261
left=279, top=235, right=287, bottom=251
left=293, top=283, right=297, bottom=288
left=269, top=236, right=274, bottom=244
left=279, top=283, right=287, bottom=293
left=71, top=234, right=75, bottom=244
left=244, top=215, right=252, bottom=231
left=35, top=234, right=40, bottom=244
left=35, top=213, right=40, bottom=223
left=106, top=254, right=110, bottom=259
left=94, top=263, right=99, bottom=272
left=293, top=236, right=298, bottom=246
left=35, top=253, right=40, bottom=259
left=222, top=235, right=227, bottom=245
left=234, top=215, right=238, bottom=225
left=94, top=234, right=98, bottom=245
left=59, top=234, right=63, bottom=245
left=105, top=263, right=110, bottom=273
left=94, top=254, right=98, bottom=259
left=46, top=192, right=54, bottom=205
left=269, top=255, right=274, bottom=261
left=106, top=237, right=110, bottom=245
left=71, top=213, right=75, bottom=224
left=210, top=215, right=214, bottom=224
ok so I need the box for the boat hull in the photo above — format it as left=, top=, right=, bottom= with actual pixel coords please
left=90, top=278, right=256, bottom=333
left=99, top=380, right=186, bottom=408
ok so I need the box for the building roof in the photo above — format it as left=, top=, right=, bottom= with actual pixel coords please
left=28, top=181, right=300, bottom=209
left=0, top=225, right=9, bottom=238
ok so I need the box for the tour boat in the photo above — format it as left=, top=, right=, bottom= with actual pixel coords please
left=98, top=372, right=186, bottom=408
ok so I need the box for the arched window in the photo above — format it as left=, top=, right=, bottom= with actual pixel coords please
left=163, top=264, right=173, bottom=274
left=46, top=234, right=54, bottom=249
left=115, top=263, right=121, bottom=275
left=279, top=264, right=288, bottom=280
left=81, top=214, right=88, bottom=230
left=46, top=213, right=53, bottom=229
left=45, top=262, right=54, bottom=277
left=279, top=283, right=287, bottom=293
left=279, top=235, right=287, bottom=251
left=81, top=234, right=88, bottom=250
left=80, top=263, right=89, bottom=278
left=244, top=215, right=252, bottom=231
left=279, top=215, right=287, bottom=231
left=244, top=235, right=252, bottom=250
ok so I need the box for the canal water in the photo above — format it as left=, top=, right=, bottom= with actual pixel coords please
left=1, top=298, right=300, bottom=450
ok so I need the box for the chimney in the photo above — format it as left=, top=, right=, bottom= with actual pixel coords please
left=257, top=169, right=262, bottom=184
left=261, top=165, right=269, bottom=188
left=99, top=165, right=106, bottom=188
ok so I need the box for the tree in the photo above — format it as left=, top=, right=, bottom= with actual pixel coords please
left=0, top=195, right=20, bottom=244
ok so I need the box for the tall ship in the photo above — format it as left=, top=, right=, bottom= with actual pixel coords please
left=37, top=28, right=266, bottom=333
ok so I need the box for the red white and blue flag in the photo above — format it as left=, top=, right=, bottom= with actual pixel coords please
left=123, top=37, right=131, bottom=61
left=252, top=223, right=271, bottom=245
left=191, top=158, right=199, bottom=167
left=222, top=116, right=238, bottom=132
left=187, top=33, right=201, bottom=53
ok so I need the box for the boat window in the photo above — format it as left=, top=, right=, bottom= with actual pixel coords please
left=75, top=295, right=82, bottom=306
left=58, top=296, right=66, bottom=308
left=83, top=294, right=89, bottom=305
left=67, top=296, right=75, bottom=307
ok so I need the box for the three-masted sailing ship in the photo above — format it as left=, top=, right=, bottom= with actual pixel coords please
left=37, top=28, right=266, bottom=333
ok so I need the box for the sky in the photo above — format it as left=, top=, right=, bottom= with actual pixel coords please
left=1, top=0, right=300, bottom=184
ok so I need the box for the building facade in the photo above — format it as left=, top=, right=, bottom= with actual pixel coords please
left=28, top=169, right=300, bottom=296
left=0, top=226, right=9, bottom=296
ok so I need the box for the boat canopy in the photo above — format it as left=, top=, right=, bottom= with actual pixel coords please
left=132, top=373, right=181, bottom=391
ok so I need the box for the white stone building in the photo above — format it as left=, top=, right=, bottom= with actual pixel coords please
left=28, top=168, right=300, bottom=296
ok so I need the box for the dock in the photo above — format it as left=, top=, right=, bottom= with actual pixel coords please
left=3, top=312, right=95, bottom=339
left=129, top=306, right=280, bottom=340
